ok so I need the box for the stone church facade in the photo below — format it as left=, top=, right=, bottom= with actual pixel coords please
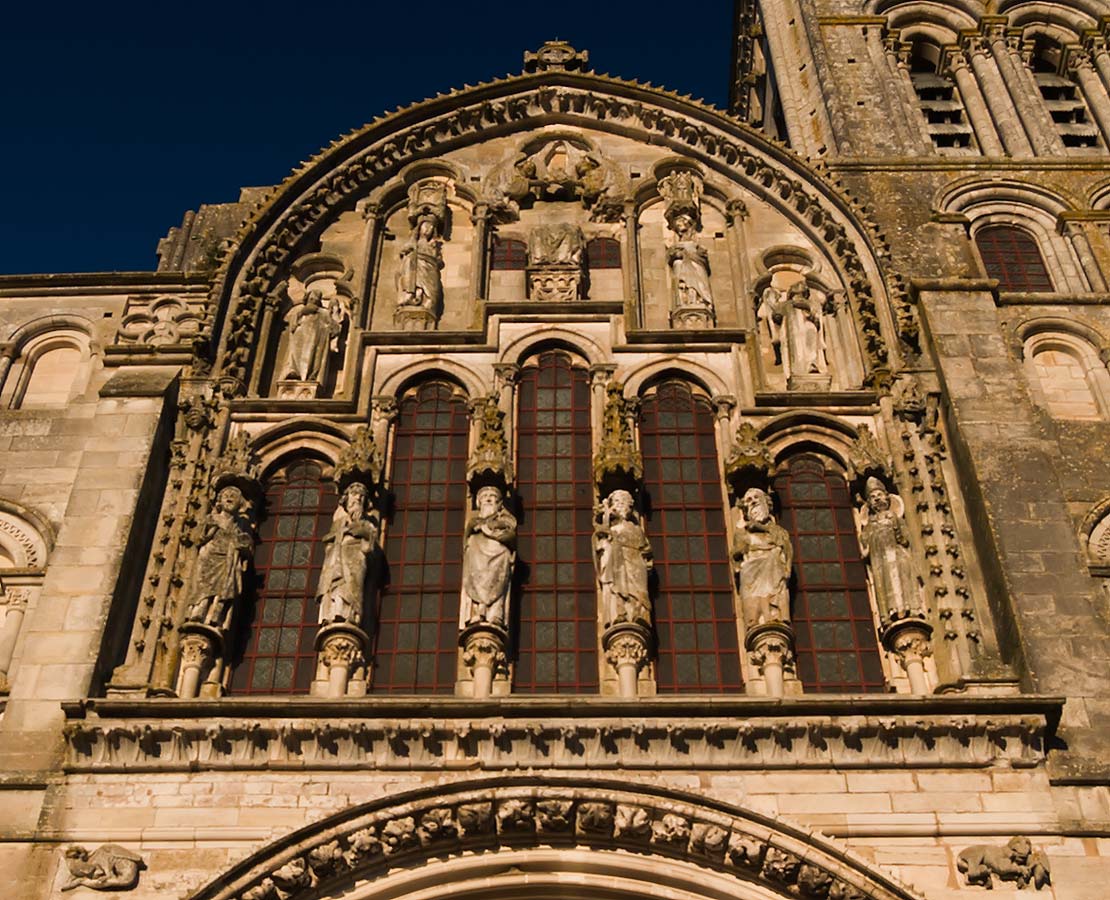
left=1, top=1, right=1109, bottom=897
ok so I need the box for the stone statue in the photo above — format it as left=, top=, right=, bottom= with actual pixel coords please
left=732, top=488, right=793, bottom=628
left=595, top=489, right=653, bottom=628
left=397, top=215, right=444, bottom=312
left=482, top=152, right=536, bottom=217
left=460, top=485, right=517, bottom=629
left=858, top=477, right=923, bottom=621
left=757, top=281, right=828, bottom=376
left=184, top=486, right=254, bottom=632
left=528, top=223, right=585, bottom=266
left=576, top=153, right=628, bottom=220
left=316, top=483, right=379, bottom=627
left=280, top=289, right=342, bottom=382
left=957, top=837, right=1051, bottom=890
left=666, top=213, right=714, bottom=310
left=62, top=844, right=145, bottom=891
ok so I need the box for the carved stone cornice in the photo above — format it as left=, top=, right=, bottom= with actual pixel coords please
left=62, top=702, right=1053, bottom=774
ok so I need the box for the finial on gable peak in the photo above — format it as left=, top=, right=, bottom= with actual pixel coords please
left=524, top=40, right=590, bottom=73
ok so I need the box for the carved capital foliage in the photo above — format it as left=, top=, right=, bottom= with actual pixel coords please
left=462, top=632, right=507, bottom=672
left=604, top=633, right=649, bottom=670
left=334, top=426, right=383, bottom=492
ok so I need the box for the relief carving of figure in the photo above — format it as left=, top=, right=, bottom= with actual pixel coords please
left=757, top=281, right=828, bottom=376
left=184, top=486, right=254, bottom=632
left=528, top=223, right=585, bottom=266
left=397, top=215, right=444, bottom=312
left=666, top=213, right=714, bottom=310
left=482, top=153, right=536, bottom=217
left=316, top=483, right=379, bottom=627
left=460, top=486, right=517, bottom=629
left=958, top=837, right=1051, bottom=890
left=280, top=289, right=343, bottom=382
left=732, top=488, right=793, bottom=628
left=595, top=489, right=653, bottom=628
left=858, top=477, right=924, bottom=621
left=62, top=844, right=145, bottom=892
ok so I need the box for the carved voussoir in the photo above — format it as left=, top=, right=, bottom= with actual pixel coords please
left=575, top=801, right=615, bottom=837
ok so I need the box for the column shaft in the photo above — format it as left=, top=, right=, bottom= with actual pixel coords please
left=948, top=54, right=1006, bottom=156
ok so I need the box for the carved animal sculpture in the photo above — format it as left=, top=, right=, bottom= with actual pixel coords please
left=957, top=837, right=1051, bottom=890
left=62, top=844, right=145, bottom=891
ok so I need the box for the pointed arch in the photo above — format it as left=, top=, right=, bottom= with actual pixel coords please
left=185, top=776, right=925, bottom=900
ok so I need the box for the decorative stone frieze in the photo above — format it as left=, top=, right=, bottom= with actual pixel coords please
left=61, top=704, right=1051, bottom=773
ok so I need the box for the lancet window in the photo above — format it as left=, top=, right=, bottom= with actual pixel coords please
left=373, top=382, right=468, bottom=693
left=975, top=225, right=1054, bottom=291
left=513, top=352, right=598, bottom=693
left=230, top=460, right=337, bottom=694
left=639, top=381, right=740, bottom=692
left=772, top=456, right=884, bottom=693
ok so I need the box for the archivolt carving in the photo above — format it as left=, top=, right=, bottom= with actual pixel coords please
left=210, top=74, right=907, bottom=390
left=0, top=504, right=52, bottom=569
left=185, top=778, right=925, bottom=900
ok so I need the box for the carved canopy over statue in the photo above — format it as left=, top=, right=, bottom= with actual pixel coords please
left=184, top=485, right=255, bottom=634
left=460, top=485, right=517, bottom=630
left=316, top=483, right=379, bottom=627
left=595, top=489, right=653, bottom=628
left=732, top=487, right=793, bottom=628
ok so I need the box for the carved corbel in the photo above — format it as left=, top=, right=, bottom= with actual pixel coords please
left=723, top=421, right=774, bottom=500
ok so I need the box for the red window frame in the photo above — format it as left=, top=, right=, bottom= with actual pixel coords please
left=640, top=381, right=742, bottom=692
left=514, top=352, right=599, bottom=693
left=773, top=456, right=885, bottom=693
left=373, top=382, right=469, bottom=693
left=586, top=237, right=622, bottom=270
left=230, top=460, right=338, bottom=695
left=975, top=225, right=1054, bottom=292
left=490, top=238, right=527, bottom=271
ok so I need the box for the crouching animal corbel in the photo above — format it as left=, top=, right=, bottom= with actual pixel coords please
left=62, top=844, right=146, bottom=891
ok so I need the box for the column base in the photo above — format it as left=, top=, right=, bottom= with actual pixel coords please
left=786, top=373, right=832, bottom=392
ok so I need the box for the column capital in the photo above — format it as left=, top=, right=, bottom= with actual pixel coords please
left=371, top=395, right=400, bottom=422
left=493, top=362, right=521, bottom=387
left=711, top=394, right=738, bottom=420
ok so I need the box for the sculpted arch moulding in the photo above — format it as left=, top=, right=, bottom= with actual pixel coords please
left=185, top=776, right=924, bottom=900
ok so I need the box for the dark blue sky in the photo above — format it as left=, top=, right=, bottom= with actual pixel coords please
left=0, top=2, right=734, bottom=275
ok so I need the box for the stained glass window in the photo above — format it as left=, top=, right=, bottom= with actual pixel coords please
left=490, top=238, right=527, bottom=270
left=586, top=237, right=622, bottom=270
left=975, top=225, right=1054, bottom=292
left=230, top=460, right=337, bottom=694
left=773, top=456, right=885, bottom=693
left=640, top=381, right=741, bottom=692
left=514, top=352, right=599, bottom=692
left=374, top=382, right=469, bottom=693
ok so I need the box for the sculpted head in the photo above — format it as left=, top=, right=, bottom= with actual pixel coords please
left=475, top=485, right=503, bottom=516
left=865, top=476, right=891, bottom=512
left=415, top=215, right=438, bottom=239
left=305, top=289, right=323, bottom=309
left=216, top=486, right=244, bottom=514
left=343, top=482, right=369, bottom=517
left=741, top=487, right=772, bottom=524
left=670, top=212, right=695, bottom=238
left=1007, top=836, right=1033, bottom=863
left=608, top=489, right=634, bottom=519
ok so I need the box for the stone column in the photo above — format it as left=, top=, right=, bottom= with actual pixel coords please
left=711, top=395, right=737, bottom=460
left=248, top=293, right=281, bottom=396
left=356, top=201, right=383, bottom=313
left=493, top=363, right=520, bottom=462
left=724, top=200, right=753, bottom=328
left=370, top=396, right=399, bottom=454
left=746, top=623, right=796, bottom=698
left=620, top=202, right=643, bottom=325
left=0, top=588, right=29, bottom=693
left=945, top=51, right=1006, bottom=156
left=175, top=623, right=221, bottom=700
left=460, top=625, right=507, bottom=699
left=1060, top=216, right=1109, bottom=291
left=469, top=203, right=492, bottom=304
left=0, top=343, right=18, bottom=398
left=1086, top=33, right=1110, bottom=93
left=964, top=35, right=1033, bottom=155
left=882, top=618, right=934, bottom=695
left=589, top=364, right=617, bottom=438
left=988, top=28, right=1063, bottom=156
left=604, top=623, right=651, bottom=698
left=882, top=31, right=935, bottom=154
left=1070, top=50, right=1110, bottom=147
left=313, top=623, right=370, bottom=698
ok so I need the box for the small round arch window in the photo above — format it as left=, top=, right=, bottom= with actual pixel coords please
left=975, top=225, right=1053, bottom=292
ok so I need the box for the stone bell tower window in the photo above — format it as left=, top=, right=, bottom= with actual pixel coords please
left=230, top=460, right=337, bottom=694
left=513, top=352, right=598, bottom=693
left=373, top=382, right=468, bottom=693
left=773, top=456, right=884, bottom=693
left=640, top=381, right=741, bottom=692
left=974, top=224, right=1054, bottom=292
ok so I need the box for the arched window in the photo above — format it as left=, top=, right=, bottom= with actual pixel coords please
left=230, top=460, right=337, bottom=694
left=975, top=225, right=1054, bottom=291
left=586, top=237, right=622, bottom=269
left=639, top=381, right=740, bottom=692
left=514, top=352, right=598, bottom=693
left=374, top=382, right=468, bottom=693
left=1029, top=344, right=1102, bottom=420
left=1029, top=36, right=1100, bottom=150
left=490, top=238, right=527, bottom=270
left=3, top=329, right=91, bottom=409
left=908, top=39, right=973, bottom=152
left=773, top=456, right=884, bottom=693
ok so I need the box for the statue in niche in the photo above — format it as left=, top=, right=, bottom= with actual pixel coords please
left=666, top=212, right=714, bottom=311
left=280, top=289, right=344, bottom=382
left=757, top=280, right=828, bottom=377
left=858, top=477, right=924, bottom=622
left=316, top=482, right=379, bottom=627
left=397, top=215, right=444, bottom=313
left=184, top=486, right=254, bottom=632
left=528, top=223, right=585, bottom=266
left=62, top=844, right=145, bottom=892
left=732, top=488, right=793, bottom=628
left=460, top=485, right=517, bottom=629
left=595, top=489, right=653, bottom=628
